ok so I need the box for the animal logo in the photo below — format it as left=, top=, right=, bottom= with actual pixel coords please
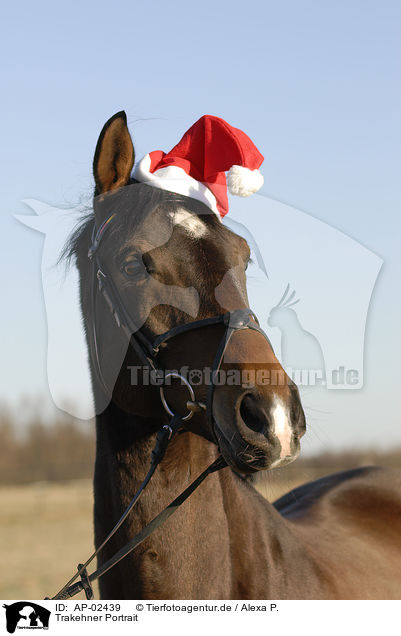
left=2, top=602, right=50, bottom=634
left=268, top=284, right=325, bottom=386
left=189, top=369, right=203, bottom=385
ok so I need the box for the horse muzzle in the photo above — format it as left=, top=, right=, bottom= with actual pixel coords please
left=213, top=388, right=306, bottom=474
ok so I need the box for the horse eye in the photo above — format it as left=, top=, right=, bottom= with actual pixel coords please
left=245, top=257, right=252, bottom=271
left=123, top=260, right=141, bottom=277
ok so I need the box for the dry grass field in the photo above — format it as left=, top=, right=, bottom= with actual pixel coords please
left=2, top=413, right=401, bottom=598
left=0, top=474, right=306, bottom=600
left=2, top=443, right=400, bottom=600
left=0, top=480, right=98, bottom=599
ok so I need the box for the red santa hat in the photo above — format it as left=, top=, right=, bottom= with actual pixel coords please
left=133, top=115, right=264, bottom=218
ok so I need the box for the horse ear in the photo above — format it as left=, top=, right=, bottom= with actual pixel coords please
left=93, top=111, right=135, bottom=195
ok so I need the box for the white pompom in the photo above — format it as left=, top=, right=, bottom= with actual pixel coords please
left=227, top=165, right=264, bottom=197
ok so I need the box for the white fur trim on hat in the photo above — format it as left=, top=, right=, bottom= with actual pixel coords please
left=227, top=165, right=264, bottom=197
left=133, top=154, right=221, bottom=218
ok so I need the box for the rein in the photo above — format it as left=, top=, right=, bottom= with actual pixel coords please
left=49, top=415, right=225, bottom=600
left=47, top=211, right=274, bottom=600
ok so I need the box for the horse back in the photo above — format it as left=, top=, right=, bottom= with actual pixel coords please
left=274, top=466, right=401, bottom=599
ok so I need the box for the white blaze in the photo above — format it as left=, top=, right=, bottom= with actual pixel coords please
left=169, top=208, right=208, bottom=239
left=271, top=401, right=292, bottom=458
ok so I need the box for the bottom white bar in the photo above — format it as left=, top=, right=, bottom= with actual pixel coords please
left=1, top=599, right=401, bottom=635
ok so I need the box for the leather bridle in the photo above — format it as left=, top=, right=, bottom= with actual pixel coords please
left=48, top=209, right=274, bottom=600
left=88, top=211, right=272, bottom=430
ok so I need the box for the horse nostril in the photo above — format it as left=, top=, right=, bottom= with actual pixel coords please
left=239, top=394, right=270, bottom=435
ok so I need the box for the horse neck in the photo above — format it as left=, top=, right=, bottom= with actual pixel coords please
left=93, top=403, right=316, bottom=599
left=94, top=403, right=232, bottom=598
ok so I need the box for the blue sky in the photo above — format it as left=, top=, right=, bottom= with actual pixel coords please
left=1, top=0, right=400, bottom=452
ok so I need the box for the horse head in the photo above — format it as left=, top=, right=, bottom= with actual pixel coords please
left=72, top=112, right=306, bottom=474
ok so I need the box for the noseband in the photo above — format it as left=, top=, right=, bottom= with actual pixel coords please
left=88, top=211, right=273, bottom=433
left=49, top=208, right=274, bottom=600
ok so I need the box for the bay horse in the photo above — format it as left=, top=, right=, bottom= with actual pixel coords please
left=68, top=112, right=401, bottom=599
